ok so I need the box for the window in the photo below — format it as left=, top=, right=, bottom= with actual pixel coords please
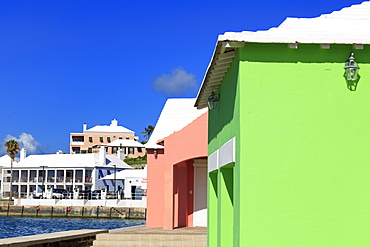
left=126, top=137, right=129, bottom=140
left=88, top=148, right=92, bottom=153
left=112, top=147, right=118, bottom=154
left=81, top=150, right=87, bottom=154
left=100, top=137, right=103, bottom=142
left=128, top=147, right=134, bottom=154
left=107, top=137, right=111, bottom=143
left=89, top=137, right=93, bottom=142
left=137, top=147, right=142, bottom=152
left=119, top=137, right=122, bottom=139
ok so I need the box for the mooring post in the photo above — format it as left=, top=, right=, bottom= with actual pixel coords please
left=81, top=207, right=84, bottom=218
left=128, top=208, right=131, bottom=219
left=7, top=204, right=10, bottom=217
left=36, top=206, right=40, bottom=217
left=96, top=206, right=99, bottom=218
left=109, top=207, right=112, bottom=218
left=51, top=207, right=53, bottom=218
left=21, top=206, right=24, bottom=217
left=144, top=208, right=147, bottom=219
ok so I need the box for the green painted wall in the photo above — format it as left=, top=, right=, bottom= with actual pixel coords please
left=208, top=171, right=218, bottom=247
left=208, top=43, right=370, bottom=246
left=208, top=51, right=241, bottom=247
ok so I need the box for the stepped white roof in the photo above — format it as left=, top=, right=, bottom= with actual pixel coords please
left=102, top=166, right=147, bottom=180
left=85, top=119, right=134, bottom=134
left=220, top=1, right=370, bottom=44
left=195, top=1, right=370, bottom=109
left=107, top=139, right=145, bottom=148
left=2, top=153, right=132, bottom=169
left=146, top=98, right=207, bottom=149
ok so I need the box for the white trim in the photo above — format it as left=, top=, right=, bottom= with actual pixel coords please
left=219, top=137, right=236, bottom=168
left=208, top=137, right=236, bottom=172
left=320, top=44, right=330, bottom=49
left=353, top=44, right=364, bottom=49
left=208, top=150, right=218, bottom=173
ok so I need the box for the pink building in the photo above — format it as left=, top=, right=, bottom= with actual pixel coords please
left=146, top=98, right=208, bottom=229
left=70, top=119, right=145, bottom=159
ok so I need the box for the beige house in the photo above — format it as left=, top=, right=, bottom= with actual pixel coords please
left=70, top=119, right=145, bottom=159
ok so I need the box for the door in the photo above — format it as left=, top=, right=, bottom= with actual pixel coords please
left=193, top=160, right=207, bottom=227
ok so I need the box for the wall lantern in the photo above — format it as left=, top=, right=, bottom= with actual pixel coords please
left=344, top=52, right=360, bottom=82
left=208, top=91, right=220, bottom=110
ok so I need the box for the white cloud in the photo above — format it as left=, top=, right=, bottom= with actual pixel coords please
left=152, top=67, right=198, bottom=96
left=1, top=133, right=42, bottom=155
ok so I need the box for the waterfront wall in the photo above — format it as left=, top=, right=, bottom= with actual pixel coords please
left=0, top=205, right=146, bottom=219
left=14, top=198, right=147, bottom=208
left=0, top=229, right=108, bottom=247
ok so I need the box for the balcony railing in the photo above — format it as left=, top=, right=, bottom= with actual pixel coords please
left=3, top=177, right=93, bottom=184
left=71, top=141, right=85, bottom=146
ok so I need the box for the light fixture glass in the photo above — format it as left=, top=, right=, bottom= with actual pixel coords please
left=208, top=91, right=220, bottom=110
left=344, top=52, right=360, bottom=81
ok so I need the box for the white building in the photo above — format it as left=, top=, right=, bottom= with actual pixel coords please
left=102, top=166, right=147, bottom=200
left=0, top=147, right=132, bottom=199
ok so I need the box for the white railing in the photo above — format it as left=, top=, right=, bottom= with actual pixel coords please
left=1, top=191, right=146, bottom=201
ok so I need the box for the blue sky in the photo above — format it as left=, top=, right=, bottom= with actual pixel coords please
left=0, top=0, right=365, bottom=155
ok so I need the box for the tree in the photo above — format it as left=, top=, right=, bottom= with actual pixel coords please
left=4, top=140, right=19, bottom=201
left=140, top=125, right=155, bottom=141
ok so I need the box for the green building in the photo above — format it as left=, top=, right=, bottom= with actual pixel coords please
left=195, top=2, right=370, bottom=246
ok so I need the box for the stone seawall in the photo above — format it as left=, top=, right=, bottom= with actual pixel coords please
left=0, top=205, right=146, bottom=219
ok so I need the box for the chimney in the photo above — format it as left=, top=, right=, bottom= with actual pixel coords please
left=111, top=119, right=118, bottom=127
left=117, top=148, right=124, bottom=160
left=83, top=123, right=87, bottom=132
left=20, top=148, right=26, bottom=161
left=99, top=146, right=106, bottom=165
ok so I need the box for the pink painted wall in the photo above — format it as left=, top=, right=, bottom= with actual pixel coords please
left=147, top=112, right=208, bottom=229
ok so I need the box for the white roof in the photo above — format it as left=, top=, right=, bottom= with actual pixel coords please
left=0, top=155, right=12, bottom=167
left=145, top=98, right=207, bottom=149
left=5, top=153, right=132, bottom=169
left=102, top=166, right=147, bottom=180
left=85, top=119, right=134, bottom=134
left=195, top=1, right=370, bottom=109
left=107, top=139, right=145, bottom=148
left=220, top=1, right=370, bottom=44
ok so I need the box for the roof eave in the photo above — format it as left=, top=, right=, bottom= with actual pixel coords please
left=195, top=40, right=243, bottom=109
left=195, top=38, right=369, bottom=109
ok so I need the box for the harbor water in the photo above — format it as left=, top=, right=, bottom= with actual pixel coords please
left=0, top=216, right=145, bottom=239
